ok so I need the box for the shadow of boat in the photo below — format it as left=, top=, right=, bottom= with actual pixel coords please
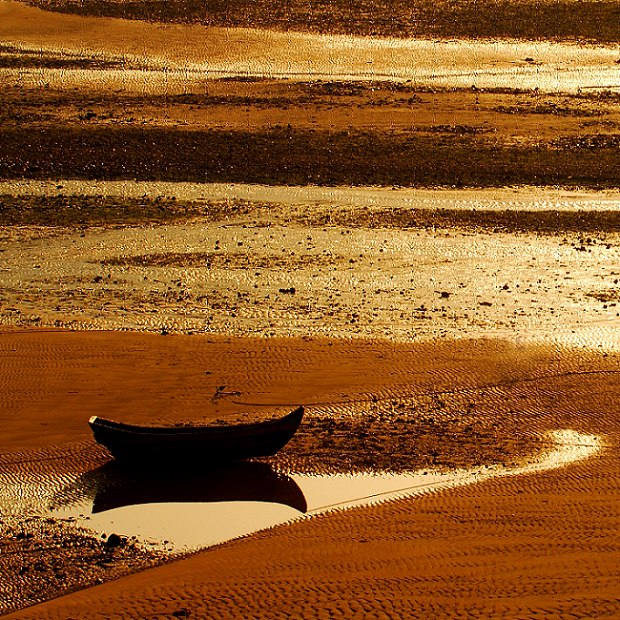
left=86, top=460, right=307, bottom=514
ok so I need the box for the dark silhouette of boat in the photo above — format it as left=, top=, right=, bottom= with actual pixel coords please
left=88, top=406, right=304, bottom=464
left=90, top=460, right=307, bottom=514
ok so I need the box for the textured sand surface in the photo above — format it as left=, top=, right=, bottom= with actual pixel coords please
left=1, top=329, right=620, bottom=618
left=2, top=0, right=620, bottom=91
left=9, top=459, right=620, bottom=620
left=3, top=188, right=620, bottom=345
left=3, top=0, right=620, bottom=615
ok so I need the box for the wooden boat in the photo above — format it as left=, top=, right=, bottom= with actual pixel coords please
left=88, top=406, right=304, bottom=464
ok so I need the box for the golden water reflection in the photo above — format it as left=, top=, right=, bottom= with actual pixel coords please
left=48, top=429, right=599, bottom=552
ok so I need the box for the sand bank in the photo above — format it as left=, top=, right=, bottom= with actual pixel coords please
left=2, top=1, right=620, bottom=611
left=1, top=328, right=619, bottom=617
left=2, top=0, right=620, bottom=91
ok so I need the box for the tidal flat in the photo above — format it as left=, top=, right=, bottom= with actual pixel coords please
left=2, top=0, right=620, bottom=617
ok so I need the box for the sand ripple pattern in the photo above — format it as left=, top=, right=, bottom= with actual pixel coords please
left=2, top=188, right=620, bottom=348
left=7, top=450, right=619, bottom=619
left=1, top=333, right=619, bottom=618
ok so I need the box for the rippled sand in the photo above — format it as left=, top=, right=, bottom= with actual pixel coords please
left=1, top=329, right=620, bottom=618
left=1, top=182, right=620, bottom=616
left=2, top=0, right=620, bottom=92
left=3, top=1, right=620, bottom=615
left=1, top=183, right=620, bottom=348
left=4, top=181, right=620, bottom=211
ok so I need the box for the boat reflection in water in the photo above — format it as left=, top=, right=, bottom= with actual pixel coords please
left=90, top=460, right=307, bottom=514
left=53, top=459, right=457, bottom=552
left=52, top=460, right=308, bottom=551
left=48, top=428, right=601, bottom=553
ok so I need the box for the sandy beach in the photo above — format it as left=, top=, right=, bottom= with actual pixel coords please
left=1, top=329, right=619, bottom=618
left=2, top=0, right=620, bottom=616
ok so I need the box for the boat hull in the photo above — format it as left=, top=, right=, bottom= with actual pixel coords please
left=88, top=406, right=304, bottom=465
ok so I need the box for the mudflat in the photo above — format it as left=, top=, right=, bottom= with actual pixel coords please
left=2, top=0, right=620, bottom=617
left=1, top=328, right=619, bottom=618
left=3, top=1, right=620, bottom=186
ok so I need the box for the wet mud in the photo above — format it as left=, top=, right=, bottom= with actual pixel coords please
left=2, top=188, right=620, bottom=344
left=6, top=124, right=620, bottom=188
left=28, top=0, right=620, bottom=43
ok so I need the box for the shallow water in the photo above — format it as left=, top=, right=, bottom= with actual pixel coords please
left=0, top=429, right=597, bottom=553
left=3, top=181, right=620, bottom=212
left=2, top=196, right=620, bottom=347
left=3, top=62, right=620, bottom=95
left=2, top=1, right=620, bottom=94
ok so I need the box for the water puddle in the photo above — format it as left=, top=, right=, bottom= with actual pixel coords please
left=16, top=428, right=595, bottom=553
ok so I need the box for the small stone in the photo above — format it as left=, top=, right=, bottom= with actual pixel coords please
left=104, top=533, right=123, bottom=549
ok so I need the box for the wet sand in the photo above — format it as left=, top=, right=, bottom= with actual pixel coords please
left=28, top=0, right=620, bottom=43
left=4, top=3, right=620, bottom=188
left=3, top=0, right=620, bottom=616
left=4, top=60, right=620, bottom=187
left=1, top=183, right=620, bottom=615
left=1, top=328, right=620, bottom=618
left=2, top=0, right=620, bottom=91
